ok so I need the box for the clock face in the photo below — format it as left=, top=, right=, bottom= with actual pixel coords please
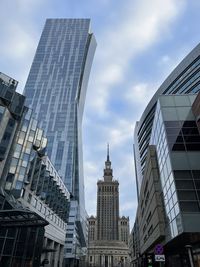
left=106, top=163, right=110, bottom=169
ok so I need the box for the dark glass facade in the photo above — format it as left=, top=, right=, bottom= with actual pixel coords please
left=0, top=186, right=47, bottom=267
left=133, top=44, right=200, bottom=267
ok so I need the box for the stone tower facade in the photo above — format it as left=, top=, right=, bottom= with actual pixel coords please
left=97, top=146, right=119, bottom=241
left=118, top=216, right=130, bottom=245
left=88, top=216, right=97, bottom=242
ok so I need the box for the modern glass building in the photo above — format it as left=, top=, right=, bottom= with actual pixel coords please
left=133, top=44, right=200, bottom=266
left=0, top=72, right=70, bottom=267
left=23, top=19, right=96, bottom=263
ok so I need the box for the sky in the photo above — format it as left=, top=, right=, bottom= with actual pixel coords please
left=1, top=0, right=200, bottom=227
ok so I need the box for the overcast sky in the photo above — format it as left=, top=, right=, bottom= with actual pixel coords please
left=1, top=0, right=200, bottom=227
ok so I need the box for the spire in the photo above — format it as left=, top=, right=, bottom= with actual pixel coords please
left=104, top=143, right=113, bottom=181
left=107, top=143, right=110, bottom=161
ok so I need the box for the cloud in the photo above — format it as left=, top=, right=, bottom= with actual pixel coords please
left=1, top=24, right=36, bottom=61
left=120, top=201, right=137, bottom=214
left=15, top=0, right=44, bottom=13
left=125, top=83, right=155, bottom=104
left=108, top=119, right=133, bottom=148
left=86, top=0, right=186, bottom=116
left=160, top=55, right=171, bottom=64
left=84, top=115, right=134, bottom=153
left=0, top=0, right=48, bottom=92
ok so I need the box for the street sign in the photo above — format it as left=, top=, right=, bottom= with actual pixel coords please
left=154, top=244, right=164, bottom=255
left=155, top=255, right=165, bottom=262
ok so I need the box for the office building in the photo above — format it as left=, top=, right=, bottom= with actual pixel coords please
left=23, top=19, right=96, bottom=264
left=132, top=43, right=200, bottom=267
left=0, top=72, right=70, bottom=266
left=87, top=147, right=130, bottom=267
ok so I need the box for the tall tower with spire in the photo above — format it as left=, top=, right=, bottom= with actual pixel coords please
left=96, top=144, right=119, bottom=240
left=87, top=146, right=130, bottom=267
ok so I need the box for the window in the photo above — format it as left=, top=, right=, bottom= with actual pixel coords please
left=148, top=225, right=153, bottom=236
left=14, top=144, right=22, bottom=158
left=38, top=202, right=42, bottom=211
left=66, top=234, right=73, bottom=238
left=177, top=190, right=197, bottom=201
left=6, top=173, right=14, bottom=183
left=175, top=180, right=194, bottom=190
left=27, top=194, right=32, bottom=203
left=179, top=201, right=199, bottom=212
left=25, top=142, right=32, bottom=153
left=8, top=118, right=15, bottom=127
left=20, top=188, right=25, bottom=198
left=0, top=106, right=5, bottom=121
left=146, top=211, right=151, bottom=224
left=2, top=132, right=11, bottom=141
left=18, top=132, right=26, bottom=145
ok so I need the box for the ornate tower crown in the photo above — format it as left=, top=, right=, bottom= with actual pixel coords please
left=104, top=144, right=113, bottom=181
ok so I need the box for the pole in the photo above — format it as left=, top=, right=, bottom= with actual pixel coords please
left=185, top=245, right=194, bottom=267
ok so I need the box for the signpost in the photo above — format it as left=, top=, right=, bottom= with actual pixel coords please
left=154, top=244, right=165, bottom=266
left=154, top=244, right=164, bottom=255
left=155, top=255, right=165, bottom=262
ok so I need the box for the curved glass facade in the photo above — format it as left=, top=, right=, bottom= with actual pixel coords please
left=134, top=44, right=200, bottom=244
left=134, top=44, right=200, bottom=196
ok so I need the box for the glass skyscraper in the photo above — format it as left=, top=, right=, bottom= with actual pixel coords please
left=24, top=19, right=96, bottom=263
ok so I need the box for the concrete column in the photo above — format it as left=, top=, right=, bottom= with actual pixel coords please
left=102, top=255, right=105, bottom=267
left=53, top=242, right=59, bottom=267
left=108, top=255, right=111, bottom=267
left=59, top=244, right=64, bottom=267
left=48, top=239, right=54, bottom=267
left=41, top=237, right=47, bottom=264
left=99, top=254, right=102, bottom=267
